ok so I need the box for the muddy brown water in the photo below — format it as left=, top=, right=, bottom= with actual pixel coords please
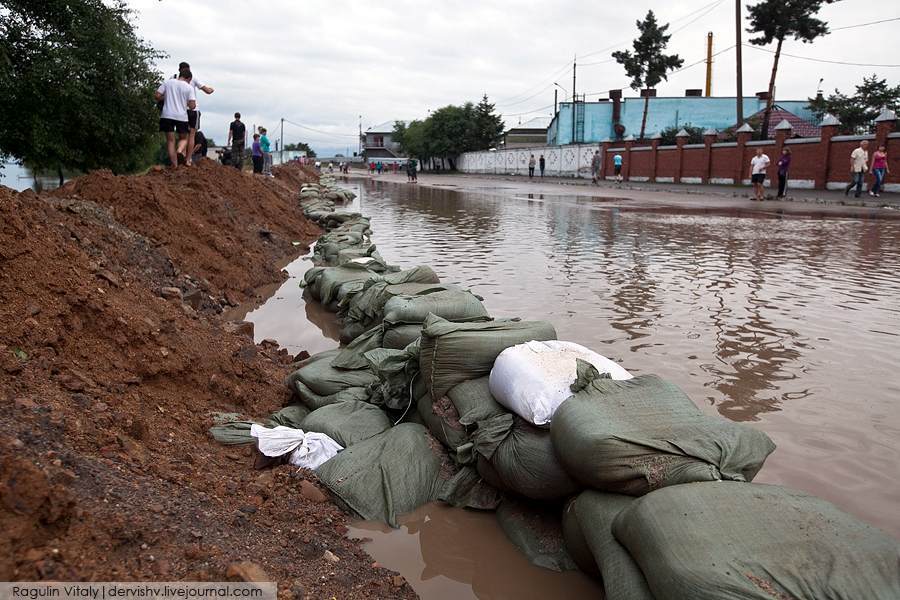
left=243, top=178, right=900, bottom=598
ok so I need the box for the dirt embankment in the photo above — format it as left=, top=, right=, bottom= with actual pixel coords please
left=0, top=161, right=415, bottom=599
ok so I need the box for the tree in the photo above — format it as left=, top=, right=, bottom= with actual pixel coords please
left=471, top=95, right=504, bottom=150
left=747, top=0, right=833, bottom=140
left=659, top=124, right=704, bottom=145
left=612, top=10, right=683, bottom=140
left=807, top=75, right=900, bottom=134
left=284, top=142, right=316, bottom=157
left=0, top=0, right=163, bottom=185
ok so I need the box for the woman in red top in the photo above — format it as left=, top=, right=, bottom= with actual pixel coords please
left=869, top=145, right=889, bottom=197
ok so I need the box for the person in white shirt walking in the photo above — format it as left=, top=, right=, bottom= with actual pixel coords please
left=155, top=71, right=196, bottom=168
left=174, top=62, right=214, bottom=166
left=844, top=140, right=869, bottom=198
left=749, top=148, right=770, bottom=201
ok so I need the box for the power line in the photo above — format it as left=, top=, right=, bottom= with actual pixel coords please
left=494, top=61, right=572, bottom=105
left=831, top=16, right=900, bottom=31
left=282, top=118, right=359, bottom=138
left=743, top=44, right=900, bottom=68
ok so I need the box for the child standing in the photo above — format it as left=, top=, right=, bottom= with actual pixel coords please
left=259, top=127, right=272, bottom=176
left=251, top=133, right=263, bottom=174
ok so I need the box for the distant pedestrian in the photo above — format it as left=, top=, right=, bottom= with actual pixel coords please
left=176, top=63, right=214, bottom=166
left=259, top=127, right=273, bottom=176
left=154, top=71, right=196, bottom=168
left=369, top=161, right=375, bottom=174
left=227, top=112, right=246, bottom=170
left=844, top=140, right=869, bottom=198
left=251, top=133, right=263, bottom=174
left=591, top=150, right=601, bottom=184
left=869, top=144, right=889, bottom=198
left=613, top=153, right=623, bottom=183
left=407, top=159, right=418, bottom=183
left=376, top=161, right=383, bottom=174
left=539, top=154, right=545, bottom=178
left=776, top=147, right=791, bottom=198
left=749, top=148, right=770, bottom=201
left=528, top=154, right=536, bottom=179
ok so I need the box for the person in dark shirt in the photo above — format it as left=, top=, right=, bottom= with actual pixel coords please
left=539, top=154, right=546, bottom=178
left=227, top=112, right=246, bottom=169
left=191, top=130, right=208, bottom=164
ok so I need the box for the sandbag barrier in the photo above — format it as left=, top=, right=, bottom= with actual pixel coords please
left=212, top=180, right=900, bottom=599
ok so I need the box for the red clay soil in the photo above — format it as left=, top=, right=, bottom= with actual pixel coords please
left=0, top=162, right=416, bottom=599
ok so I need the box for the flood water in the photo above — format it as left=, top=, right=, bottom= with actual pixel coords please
left=244, top=177, right=900, bottom=598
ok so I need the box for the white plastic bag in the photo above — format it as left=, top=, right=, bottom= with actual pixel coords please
left=489, top=340, right=632, bottom=427
left=250, top=424, right=343, bottom=470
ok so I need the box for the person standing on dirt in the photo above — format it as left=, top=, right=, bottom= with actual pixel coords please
left=259, top=128, right=273, bottom=176
left=176, top=63, right=214, bottom=166
left=528, top=154, right=536, bottom=179
left=191, top=130, right=208, bottom=164
left=539, top=154, right=546, bottom=178
left=775, top=147, right=791, bottom=199
left=749, top=147, right=770, bottom=201
left=251, top=133, right=264, bottom=174
left=845, top=140, right=869, bottom=198
left=591, top=150, right=601, bottom=184
left=154, top=71, right=196, bottom=168
left=227, top=113, right=246, bottom=170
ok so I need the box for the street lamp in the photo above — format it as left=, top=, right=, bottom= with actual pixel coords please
left=553, top=82, right=568, bottom=101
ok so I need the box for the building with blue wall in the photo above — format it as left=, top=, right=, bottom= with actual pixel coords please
left=546, top=92, right=816, bottom=145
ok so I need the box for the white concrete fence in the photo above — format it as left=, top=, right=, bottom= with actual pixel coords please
left=456, top=144, right=601, bottom=179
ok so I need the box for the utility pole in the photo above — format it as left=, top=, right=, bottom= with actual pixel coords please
left=358, top=115, right=362, bottom=157
left=571, top=57, right=577, bottom=144
left=705, top=32, right=714, bottom=97
left=735, top=0, right=744, bottom=126
left=554, top=88, right=558, bottom=118
left=280, top=118, right=284, bottom=164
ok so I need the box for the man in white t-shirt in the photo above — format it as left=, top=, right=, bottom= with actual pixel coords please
left=844, top=140, right=869, bottom=198
left=173, top=62, right=214, bottom=166
left=155, top=71, right=196, bottom=168
left=749, top=147, right=770, bottom=201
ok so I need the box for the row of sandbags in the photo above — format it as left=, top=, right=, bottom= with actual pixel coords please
left=264, top=183, right=900, bottom=598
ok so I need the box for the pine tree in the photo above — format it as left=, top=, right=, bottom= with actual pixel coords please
left=612, top=10, right=683, bottom=140
left=472, top=95, right=505, bottom=150
left=747, top=0, right=833, bottom=139
left=808, top=75, right=900, bottom=134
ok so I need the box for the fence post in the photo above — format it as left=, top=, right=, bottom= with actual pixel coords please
left=702, top=128, right=717, bottom=183
left=650, top=132, right=661, bottom=182
left=623, top=136, right=634, bottom=181
left=818, top=114, right=840, bottom=190
left=675, top=129, right=689, bottom=183
left=735, top=123, right=754, bottom=185
left=600, top=139, right=611, bottom=180
left=874, top=107, right=897, bottom=150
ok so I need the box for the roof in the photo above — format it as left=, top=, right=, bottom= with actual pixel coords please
left=506, top=116, right=552, bottom=131
left=744, top=106, right=821, bottom=138
left=366, top=120, right=407, bottom=134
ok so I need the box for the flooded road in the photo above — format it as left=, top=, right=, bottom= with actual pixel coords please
left=244, top=177, right=900, bottom=597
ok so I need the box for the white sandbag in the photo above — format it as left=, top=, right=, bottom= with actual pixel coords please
left=489, top=340, right=633, bottom=427
left=250, top=424, right=343, bottom=470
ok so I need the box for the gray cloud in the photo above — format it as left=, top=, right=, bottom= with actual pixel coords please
left=129, top=0, right=898, bottom=155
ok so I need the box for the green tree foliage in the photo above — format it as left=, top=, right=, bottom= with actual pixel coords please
left=612, top=10, right=683, bottom=140
left=284, top=142, right=316, bottom=157
left=659, top=124, right=704, bottom=146
left=392, top=96, right=504, bottom=169
left=0, top=0, right=163, bottom=184
left=747, top=0, right=833, bottom=139
left=808, top=75, right=900, bottom=134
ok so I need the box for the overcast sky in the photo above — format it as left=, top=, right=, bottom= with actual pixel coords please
left=129, top=0, right=898, bottom=155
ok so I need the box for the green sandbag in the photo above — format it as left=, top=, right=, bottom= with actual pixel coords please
left=496, top=498, right=577, bottom=572
left=382, top=323, right=422, bottom=349
left=437, top=465, right=502, bottom=511
left=571, top=491, right=653, bottom=599
left=561, top=498, right=601, bottom=579
left=314, top=264, right=379, bottom=305
left=287, top=378, right=372, bottom=411
left=268, top=404, right=311, bottom=428
left=382, top=289, right=489, bottom=326
left=551, top=372, right=775, bottom=495
left=209, top=405, right=310, bottom=445
left=447, top=377, right=507, bottom=427
left=343, top=282, right=452, bottom=326
left=300, top=400, right=391, bottom=447
left=471, top=413, right=579, bottom=500
left=419, top=315, right=557, bottom=401
left=286, top=349, right=378, bottom=397
left=365, top=341, right=420, bottom=411
left=417, top=394, right=468, bottom=452
left=614, top=482, right=900, bottom=600
left=332, top=326, right=384, bottom=370
left=317, top=423, right=444, bottom=527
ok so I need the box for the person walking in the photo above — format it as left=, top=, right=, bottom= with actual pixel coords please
left=176, top=63, right=214, bottom=166
left=749, top=148, right=770, bottom=201
left=227, top=113, right=246, bottom=170
left=613, top=153, right=624, bottom=183
left=528, top=154, right=536, bottom=179
left=776, top=147, right=791, bottom=198
left=869, top=144, right=889, bottom=198
left=845, top=140, right=869, bottom=198
left=539, top=154, right=545, bottom=178
left=154, top=70, right=196, bottom=168
left=591, top=150, right=601, bottom=184
left=259, top=127, right=273, bottom=176
left=251, top=133, right=264, bottom=174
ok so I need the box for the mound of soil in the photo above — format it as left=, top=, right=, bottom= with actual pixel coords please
left=0, top=162, right=415, bottom=599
